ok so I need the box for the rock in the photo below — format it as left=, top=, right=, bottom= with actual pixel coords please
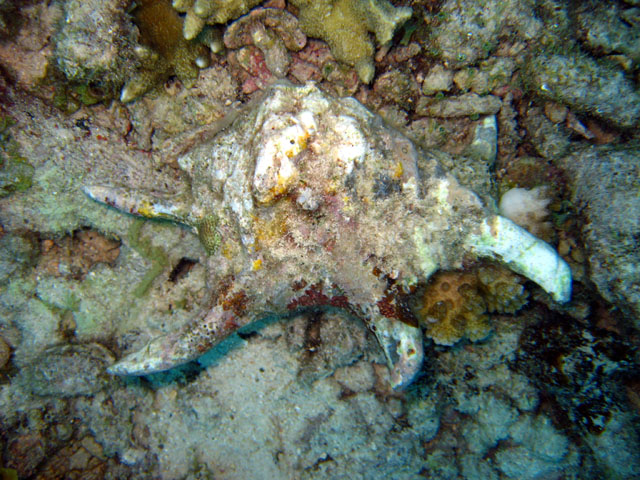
left=53, top=0, right=139, bottom=90
left=0, top=2, right=58, bottom=91
left=558, top=144, right=640, bottom=322
left=421, top=64, right=453, bottom=95
left=0, top=0, right=17, bottom=38
left=585, top=411, right=640, bottom=478
left=573, top=0, right=640, bottom=65
left=523, top=52, right=640, bottom=128
left=515, top=313, right=636, bottom=435
left=494, top=415, right=573, bottom=479
left=21, top=343, right=115, bottom=397
left=522, top=106, right=572, bottom=160
left=373, top=69, right=419, bottom=103
left=452, top=57, right=516, bottom=95
left=6, top=433, right=46, bottom=478
left=0, top=233, right=38, bottom=286
left=424, top=0, right=540, bottom=68
left=416, top=93, right=502, bottom=117
left=289, top=311, right=379, bottom=386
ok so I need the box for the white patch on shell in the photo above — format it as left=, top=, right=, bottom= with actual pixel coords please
left=253, top=112, right=316, bottom=204
left=297, top=186, right=319, bottom=211
left=301, top=89, right=331, bottom=114
left=331, top=115, right=367, bottom=176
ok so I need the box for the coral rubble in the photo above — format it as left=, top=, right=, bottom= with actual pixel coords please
left=224, top=8, right=306, bottom=78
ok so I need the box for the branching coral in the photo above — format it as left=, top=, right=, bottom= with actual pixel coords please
left=171, top=0, right=411, bottom=83
left=289, top=0, right=412, bottom=83
left=121, top=0, right=212, bottom=102
left=416, top=264, right=529, bottom=346
left=172, top=0, right=262, bottom=40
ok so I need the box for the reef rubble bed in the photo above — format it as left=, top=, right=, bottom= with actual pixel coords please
left=0, top=0, right=639, bottom=479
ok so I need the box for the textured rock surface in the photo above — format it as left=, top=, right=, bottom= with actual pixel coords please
left=423, top=0, right=540, bottom=68
left=20, top=343, right=115, bottom=397
left=514, top=310, right=639, bottom=478
left=54, top=0, right=139, bottom=90
left=573, top=0, right=640, bottom=65
left=524, top=52, right=640, bottom=128
left=558, top=144, right=640, bottom=323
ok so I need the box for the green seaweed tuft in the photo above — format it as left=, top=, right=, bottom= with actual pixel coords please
left=0, top=116, right=34, bottom=198
left=0, top=467, right=18, bottom=480
left=128, top=219, right=170, bottom=298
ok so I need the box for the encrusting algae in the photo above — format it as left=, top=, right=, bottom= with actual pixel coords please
left=0, top=116, right=34, bottom=198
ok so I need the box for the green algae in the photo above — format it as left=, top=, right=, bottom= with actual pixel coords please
left=128, top=218, right=169, bottom=298
left=0, top=116, right=34, bottom=198
left=0, top=467, right=18, bottom=480
left=51, top=83, right=109, bottom=113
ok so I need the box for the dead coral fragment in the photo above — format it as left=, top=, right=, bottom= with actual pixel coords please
left=417, top=265, right=529, bottom=346
left=224, top=8, right=306, bottom=78
left=290, top=0, right=412, bottom=83
left=173, top=0, right=263, bottom=40
left=122, top=0, right=211, bottom=102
